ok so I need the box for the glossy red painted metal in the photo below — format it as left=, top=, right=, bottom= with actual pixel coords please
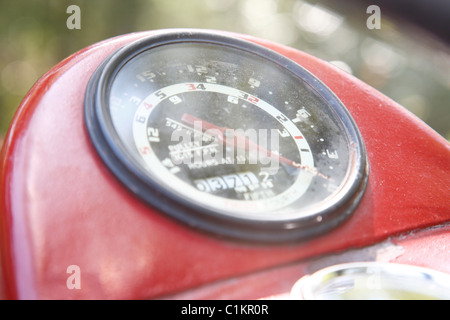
left=162, top=222, right=450, bottom=299
left=1, top=30, right=449, bottom=299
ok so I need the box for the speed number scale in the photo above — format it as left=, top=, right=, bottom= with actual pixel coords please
left=85, top=31, right=368, bottom=242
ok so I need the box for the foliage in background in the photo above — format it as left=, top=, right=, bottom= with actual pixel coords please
left=0, top=0, right=449, bottom=143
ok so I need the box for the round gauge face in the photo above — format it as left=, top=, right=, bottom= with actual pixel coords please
left=85, top=31, right=368, bottom=242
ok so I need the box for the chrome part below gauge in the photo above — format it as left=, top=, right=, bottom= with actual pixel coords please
left=85, top=30, right=368, bottom=242
left=290, top=262, right=450, bottom=300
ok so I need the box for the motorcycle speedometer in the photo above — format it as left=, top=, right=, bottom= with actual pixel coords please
left=85, top=30, right=368, bottom=242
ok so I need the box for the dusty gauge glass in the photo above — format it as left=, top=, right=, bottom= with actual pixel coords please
left=85, top=31, right=368, bottom=242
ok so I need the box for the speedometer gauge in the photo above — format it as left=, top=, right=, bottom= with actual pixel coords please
left=85, top=30, right=368, bottom=242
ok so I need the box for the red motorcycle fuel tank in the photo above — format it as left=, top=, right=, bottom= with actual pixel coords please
left=0, top=29, right=449, bottom=299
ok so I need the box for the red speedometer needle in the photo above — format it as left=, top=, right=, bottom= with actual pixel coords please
left=181, top=113, right=331, bottom=180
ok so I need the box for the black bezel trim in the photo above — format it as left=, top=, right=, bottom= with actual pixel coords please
left=84, top=30, right=369, bottom=243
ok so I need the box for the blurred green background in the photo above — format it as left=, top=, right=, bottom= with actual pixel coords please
left=1, top=0, right=449, bottom=146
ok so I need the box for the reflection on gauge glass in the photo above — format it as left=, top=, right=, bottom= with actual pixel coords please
left=85, top=31, right=368, bottom=242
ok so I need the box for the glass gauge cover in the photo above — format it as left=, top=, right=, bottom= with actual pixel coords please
left=85, top=31, right=368, bottom=242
